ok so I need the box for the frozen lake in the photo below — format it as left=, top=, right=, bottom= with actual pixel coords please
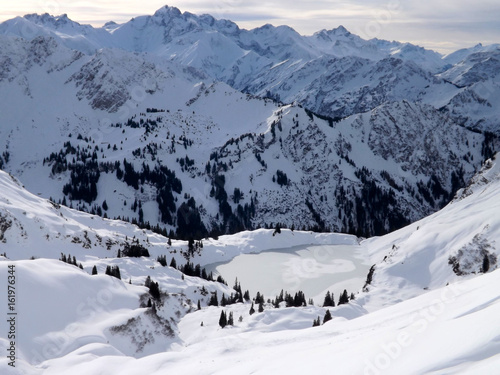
left=205, top=244, right=371, bottom=302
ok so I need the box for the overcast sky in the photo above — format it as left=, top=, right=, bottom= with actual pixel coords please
left=0, top=1, right=498, bottom=53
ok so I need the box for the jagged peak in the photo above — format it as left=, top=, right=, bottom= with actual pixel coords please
left=24, top=12, right=80, bottom=27
left=313, top=26, right=353, bottom=42
left=153, top=5, right=182, bottom=18
left=327, top=25, right=351, bottom=37
left=253, top=23, right=275, bottom=32
left=333, top=25, right=350, bottom=34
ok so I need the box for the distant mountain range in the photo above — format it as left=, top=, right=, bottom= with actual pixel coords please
left=0, top=5, right=498, bottom=239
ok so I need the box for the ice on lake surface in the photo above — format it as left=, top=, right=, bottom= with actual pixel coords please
left=205, top=244, right=371, bottom=301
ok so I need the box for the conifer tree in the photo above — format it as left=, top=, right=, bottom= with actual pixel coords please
left=209, top=291, right=219, bottom=307
left=258, top=302, right=264, bottom=313
left=228, top=311, right=234, bottom=326
left=323, top=309, right=332, bottom=324
left=249, top=302, right=255, bottom=315
left=169, top=257, right=177, bottom=269
left=338, top=289, right=349, bottom=305
left=92, top=265, right=98, bottom=275
left=243, top=290, right=250, bottom=301
left=323, top=291, right=335, bottom=307
left=219, top=310, right=227, bottom=328
left=483, top=254, right=490, bottom=273
left=149, top=281, right=161, bottom=300
left=113, top=265, right=121, bottom=279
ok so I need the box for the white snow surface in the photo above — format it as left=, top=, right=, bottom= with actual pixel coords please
left=0, top=6, right=499, bottom=374
left=0, top=153, right=500, bottom=374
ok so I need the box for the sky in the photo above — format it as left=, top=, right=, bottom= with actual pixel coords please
left=0, top=1, right=498, bottom=53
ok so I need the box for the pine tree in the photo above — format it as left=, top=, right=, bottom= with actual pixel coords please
left=149, top=281, right=161, bottom=300
left=169, top=257, right=177, bottom=269
left=323, top=309, right=332, bottom=324
left=157, top=255, right=167, bottom=267
left=249, top=302, right=255, bottom=315
left=323, top=291, right=335, bottom=307
left=113, top=265, right=121, bottom=279
left=91, top=265, right=98, bottom=275
left=228, top=311, right=234, bottom=326
left=273, top=223, right=281, bottom=236
left=482, top=254, right=490, bottom=273
left=209, top=291, right=219, bottom=307
left=312, top=316, right=321, bottom=327
left=219, top=311, right=227, bottom=328
left=243, top=290, right=250, bottom=301
left=258, top=302, right=264, bottom=313
left=338, top=289, right=349, bottom=305
left=255, top=291, right=265, bottom=304
left=197, top=300, right=201, bottom=310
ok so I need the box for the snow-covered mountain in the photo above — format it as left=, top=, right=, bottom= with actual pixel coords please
left=0, top=24, right=497, bottom=239
left=1, top=6, right=498, bottom=133
left=437, top=48, right=500, bottom=132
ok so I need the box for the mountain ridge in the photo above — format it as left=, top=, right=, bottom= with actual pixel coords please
left=0, top=7, right=498, bottom=240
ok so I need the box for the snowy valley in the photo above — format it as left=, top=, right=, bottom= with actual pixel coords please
left=0, top=5, right=499, bottom=374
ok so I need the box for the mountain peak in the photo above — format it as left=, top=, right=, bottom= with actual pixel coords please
left=24, top=12, right=78, bottom=27
left=153, top=5, right=182, bottom=18
left=313, top=26, right=352, bottom=41
left=324, top=25, right=351, bottom=37
left=333, top=25, right=349, bottom=34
